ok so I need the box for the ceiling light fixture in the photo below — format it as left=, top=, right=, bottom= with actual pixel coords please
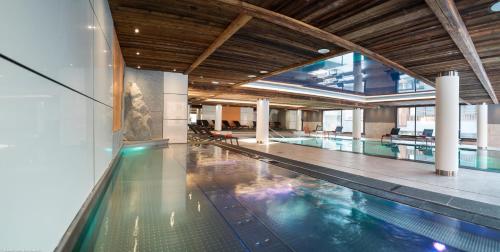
left=137, top=66, right=141, bottom=69
left=136, top=51, right=140, bottom=55
left=317, top=48, right=330, bottom=54
left=173, top=69, right=177, bottom=72
left=229, top=82, right=235, bottom=85
left=491, top=1, right=500, bottom=12
left=259, top=70, right=269, bottom=74
left=248, top=75, right=257, bottom=78
left=134, top=28, right=140, bottom=33
left=211, top=81, right=219, bottom=84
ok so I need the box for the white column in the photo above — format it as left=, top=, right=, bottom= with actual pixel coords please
left=256, top=98, right=270, bottom=144
left=352, top=108, right=362, bottom=139
left=163, top=72, right=188, bottom=143
left=296, top=109, right=302, bottom=131
left=477, top=103, right=488, bottom=149
left=215, top=104, right=222, bottom=131
left=435, top=71, right=459, bottom=176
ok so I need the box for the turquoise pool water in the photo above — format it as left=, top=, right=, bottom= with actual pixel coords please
left=272, top=137, right=500, bottom=172
left=74, top=144, right=500, bottom=251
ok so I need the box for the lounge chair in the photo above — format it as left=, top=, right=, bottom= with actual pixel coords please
left=314, top=125, right=326, bottom=137
left=417, top=129, right=434, bottom=145
left=222, top=120, right=233, bottom=129
left=233, top=120, right=249, bottom=129
left=327, top=126, right=343, bottom=138
left=252, top=121, right=256, bottom=128
left=381, top=128, right=400, bottom=142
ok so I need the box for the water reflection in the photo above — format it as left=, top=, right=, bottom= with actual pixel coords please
left=274, top=137, right=500, bottom=172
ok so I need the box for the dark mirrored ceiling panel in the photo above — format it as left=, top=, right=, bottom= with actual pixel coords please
left=264, top=52, right=434, bottom=96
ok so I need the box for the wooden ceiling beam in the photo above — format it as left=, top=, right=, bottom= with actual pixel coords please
left=214, top=0, right=434, bottom=87
left=184, top=13, right=252, bottom=75
left=425, top=0, right=498, bottom=104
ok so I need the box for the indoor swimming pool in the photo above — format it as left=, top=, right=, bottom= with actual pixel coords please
left=271, top=137, right=500, bottom=172
left=74, top=144, right=500, bottom=251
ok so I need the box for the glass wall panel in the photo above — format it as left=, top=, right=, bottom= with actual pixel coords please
left=397, top=107, right=416, bottom=135
left=415, top=106, right=435, bottom=136
left=342, top=110, right=353, bottom=132
left=323, top=110, right=342, bottom=131
left=460, top=105, right=477, bottom=138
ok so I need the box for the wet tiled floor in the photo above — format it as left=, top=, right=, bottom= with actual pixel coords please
left=77, top=144, right=500, bottom=251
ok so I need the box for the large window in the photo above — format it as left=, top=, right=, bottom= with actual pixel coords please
left=397, top=107, right=416, bottom=135
left=415, top=106, right=435, bottom=136
left=323, top=110, right=342, bottom=131
left=460, top=105, right=477, bottom=139
left=323, top=109, right=363, bottom=133
left=397, top=105, right=477, bottom=138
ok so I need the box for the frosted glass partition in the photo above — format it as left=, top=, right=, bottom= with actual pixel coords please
left=0, top=58, right=95, bottom=251
left=0, top=0, right=116, bottom=250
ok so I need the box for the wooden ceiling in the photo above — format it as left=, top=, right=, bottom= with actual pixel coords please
left=109, top=0, right=500, bottom=107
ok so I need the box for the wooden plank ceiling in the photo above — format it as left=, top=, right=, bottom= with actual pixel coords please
left=109, top=0, right=500, bottom=107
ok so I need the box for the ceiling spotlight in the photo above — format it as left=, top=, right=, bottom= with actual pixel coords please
left=200, top=76, right=203, bottom=79
left=259, top=70, right=269, bottom=74
left=317, top=48, right=330, bottom=54
left=137, top=65, right=141, bottom=69
left=211, top=81, right=219, bottom=84
left=173, top=68, right=177, bottom=72
left=491, top=1, right=500, bottom=12
left=134, top=28, right=140, bottom=33
left=229, top=82, right=235, bottom=85
left=248, top=75, right=257, bottom=78
left=136, top=51, right=140, bottom=55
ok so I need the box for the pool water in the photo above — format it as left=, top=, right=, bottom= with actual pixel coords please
left=272, top=137, right=500, bottom=172
left=76, top=144, right=500, bottom=251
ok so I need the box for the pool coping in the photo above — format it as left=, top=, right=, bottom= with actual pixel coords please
left=213, top=142, right=500, bottom=231
left=269, top=137, right=499, bottom=173
left=54, top=139, right=169, bottom=251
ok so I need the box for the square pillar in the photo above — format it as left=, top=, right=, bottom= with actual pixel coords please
left=215, top=104, right=222, bottom=131
left=477, top=103, right=488, bottom=149
left=163, top=72, right=188, bottom=143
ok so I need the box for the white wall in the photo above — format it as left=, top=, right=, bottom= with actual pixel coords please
left=201, top=105, right=216, bottom=121
left=163, top=72, right=188, bottom=143
left=0, top=0, right=115, bottom=250
left=240, top=107, right=254, bottom=126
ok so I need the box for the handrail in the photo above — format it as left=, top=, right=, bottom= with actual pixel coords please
left=269, top=128, right=285, bottom=139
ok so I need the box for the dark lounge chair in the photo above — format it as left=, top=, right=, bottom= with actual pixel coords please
left=222, top=120, right=233, bottom=129
left=327, top=126, right=343, bottom=138
left=417, top=129, right=434, bottom=145
left=233, top=121, right=249, bottom=129
left=381, top=128, right=400, bottom=142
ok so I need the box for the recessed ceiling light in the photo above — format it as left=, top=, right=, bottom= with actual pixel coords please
left=173, top=69, right=177, bottom=72
left=229, top=82, right=235, bottom=85
left=259, top=70, right=269, bottom=74
left=317, top=48, right=330, bottom=54
left=248, top=75, right=256, bottom=78
left=491, top=1, right=500, bottom=12
left=200, top=76, right=203, bottom=79
left=134, top=28, right=140, bottom=33
left=137, top=66, right=141, bottom=69
left=211, top=81, right=219, bottom=84
left=136, top=51, right=140, bottom=55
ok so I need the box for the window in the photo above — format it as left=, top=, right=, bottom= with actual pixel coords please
left=396, top=105, right=477, bottom=138
left=415, top=106, right=435, bottom=136
left=397, top=107, right=416, bottom=135
left=323, top=110, right=364, bottom=133
left=460, top=105, right=477, bottom=138
left=323, top=110, right=341, bottom=131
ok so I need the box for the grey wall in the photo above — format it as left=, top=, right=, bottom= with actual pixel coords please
left=303, top=110, right=323, bottom=122
left=124, top=67, right=164, bottom=139
left=488, top=104, right=500, bottom=124
left=365, top=107, right=397, bottom=123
